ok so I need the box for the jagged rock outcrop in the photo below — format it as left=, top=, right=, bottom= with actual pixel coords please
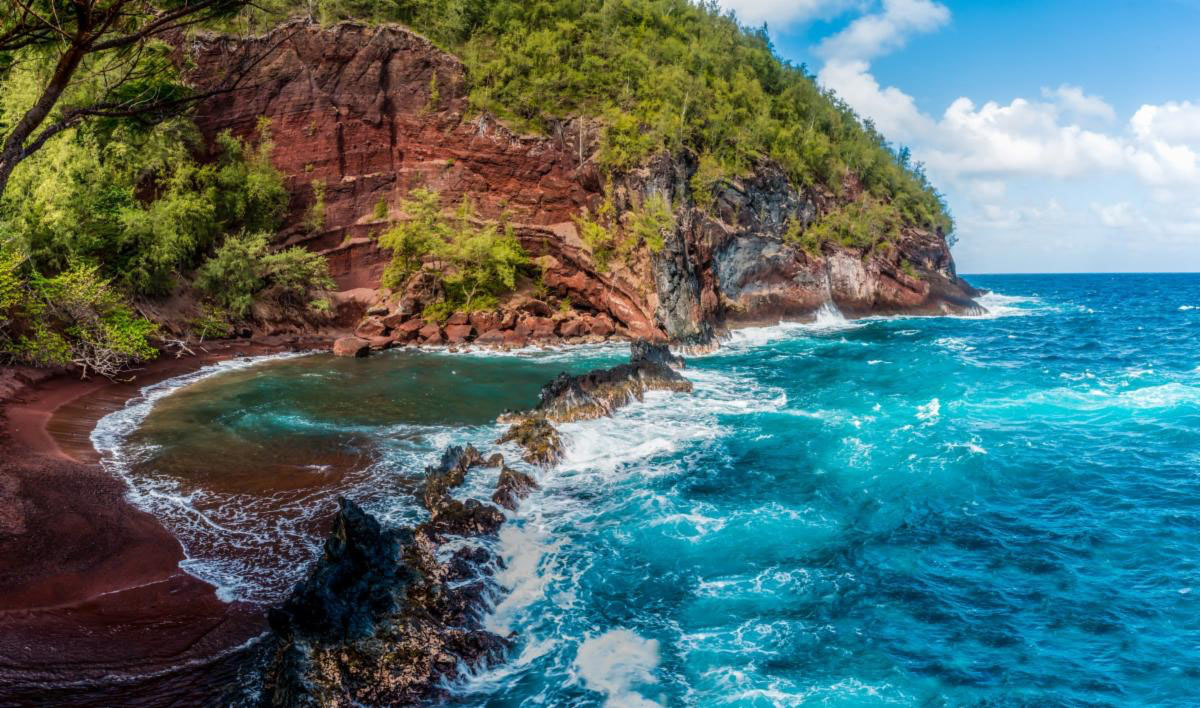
left=189, top=21, right=981, bottom=351
left=498, top=341, right=692, bottom=463
left=260, top=444, right=531, bottom=706
left=529, top=341, right=692, bottom=424
left=492, top=465, right=539, bottom=511
left=496, top=416, right=565, bottom=467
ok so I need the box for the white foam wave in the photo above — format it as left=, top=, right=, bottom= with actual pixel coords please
left=572, top=629, right=662, bottom=707
left=916, top=398, right=941, bottom=422
left=421, top=339, right=628, bottom=362
left=90, top=351, right=364, bottom=604
left=972, top=291, right=1042, bottom=318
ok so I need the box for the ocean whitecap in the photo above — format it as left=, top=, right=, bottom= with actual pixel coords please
left=573, top=629, right=662, bottom=707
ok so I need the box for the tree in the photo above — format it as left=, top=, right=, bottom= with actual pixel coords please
left=378, top=188, right=527, bottom=316
left=0, top=0, right=253, bottom=196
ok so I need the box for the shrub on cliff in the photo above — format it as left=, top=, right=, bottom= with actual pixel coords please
left=574, top=186, right=675, bottom=271
left=787, top=199, right=902, bottom=255
left=196, top=233, right=334, bottom=319
left=380, top=189, right=527, bottom=316
left=0, top=241, right=157, bottom=379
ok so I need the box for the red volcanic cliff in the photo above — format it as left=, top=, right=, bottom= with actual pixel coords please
left=188, top=21, right=979, bottom=348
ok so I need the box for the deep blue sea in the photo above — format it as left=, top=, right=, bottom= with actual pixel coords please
left=94, top=274, right=1200, bottom=706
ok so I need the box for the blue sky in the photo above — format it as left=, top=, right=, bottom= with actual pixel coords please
left=715, top=0, right=1200, bottom=273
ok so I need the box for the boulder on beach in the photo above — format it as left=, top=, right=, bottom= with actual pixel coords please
left=332, top=336, right=371, bottom=358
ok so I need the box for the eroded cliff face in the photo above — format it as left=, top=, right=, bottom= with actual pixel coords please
left=189, top=21, right=979, bottom=349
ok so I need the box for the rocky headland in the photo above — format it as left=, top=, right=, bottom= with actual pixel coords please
left=185, top=21, right=981, bottom=355
left=0, top=14, right=983, bottom=707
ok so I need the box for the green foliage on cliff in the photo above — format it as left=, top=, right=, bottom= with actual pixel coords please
left=0, top=242, right=158, bottom=378
left=574, top=185, right=675, bottom=271
left=379, top=188, right=528, bottom=316
left=786, top=199, right=902, bottom=255
left=630, top=193, right=675, bottom=254
left=196, top=233, right=335, bottom=318
left=0, top=115, right=288, bottom=297
left=0, top=53, right=318, bottom=373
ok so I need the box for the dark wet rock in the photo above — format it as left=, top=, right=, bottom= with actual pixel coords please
left=492, top=466, right=539, bottom=511
left=445, top=546, right=494, bottom=582
left=419, top=445, right=505, bottom=538
left=260, top=445, right=516, bottom=706
left=266, top=498, right=416, bottom=645
left=531, top=344, right=692, bottom=423
left=631, top=339, right=684, bottom=369
left=497, top=416, right=564, bottom=467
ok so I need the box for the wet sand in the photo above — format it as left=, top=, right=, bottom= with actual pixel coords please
left=0, top=339, right=329, bottom=705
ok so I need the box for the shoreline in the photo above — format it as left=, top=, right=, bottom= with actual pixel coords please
left=0, top=303, right=997, bottom=703
left=0, top=337, right=330, bottom=704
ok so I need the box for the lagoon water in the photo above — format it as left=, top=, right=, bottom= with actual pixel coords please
left=94, top=274, right=1200, bottom=705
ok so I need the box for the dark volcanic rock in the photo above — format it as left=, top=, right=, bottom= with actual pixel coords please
left=492, top=466, right=539, bottom=511
left=532, top=346, right=693, bottom=423
left=259, top=446, right=518, bottom=706
left=420, top=446, right=505, bottom=537
left=267, top=498, right=415, bottom=644
left=631, top=339, right=684, bottom=368
left=497, top=416, right=565, bottom=467
left=496, top=341, right=693, bottom=466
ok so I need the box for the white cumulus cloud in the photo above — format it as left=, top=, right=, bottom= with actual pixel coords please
left=816, top=0, right=950, bottom=62
left=804, top=1, right=1200, bottom=270
left=1042, top=85, right=1117, bottom=123
left=713, top=0, right=860, bottom=28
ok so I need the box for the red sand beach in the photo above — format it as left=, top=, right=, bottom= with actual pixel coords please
left=0, top=340, right=324, bottom=705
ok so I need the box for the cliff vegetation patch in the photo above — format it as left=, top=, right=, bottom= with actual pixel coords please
left=379, top=188, right=528, bottom=320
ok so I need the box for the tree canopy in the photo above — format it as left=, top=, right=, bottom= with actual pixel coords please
left=0, top=0, right=252, bottom=195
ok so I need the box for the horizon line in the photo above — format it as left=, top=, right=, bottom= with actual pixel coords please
left=962, top=271, right=1200, bottom=276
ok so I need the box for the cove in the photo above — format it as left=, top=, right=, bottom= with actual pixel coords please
left=94, top=274, right=1200, bottom=705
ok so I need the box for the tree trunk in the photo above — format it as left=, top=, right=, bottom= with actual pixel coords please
left=0, top=155, right=17, bottom=198
left=0, top=41, right=90, bottom=197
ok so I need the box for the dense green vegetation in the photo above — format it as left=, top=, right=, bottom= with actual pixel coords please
left=0, top=250, right=157, bottom=378
left=785, top=199, right=902, bottom=255
left=575, top=187, right=676, bottom=272
left=196, top=232, right=335, bottom=318
left=0, top=57, right=329, bottom=375
left=379, top=188, right=527, bottom=320
left=0, top=0, right=957, bottom=375
left=227, top=0, right=952, bottom=240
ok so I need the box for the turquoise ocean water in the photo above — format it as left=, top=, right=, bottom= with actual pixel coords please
left=94, top=274, right=1200, bottom=705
